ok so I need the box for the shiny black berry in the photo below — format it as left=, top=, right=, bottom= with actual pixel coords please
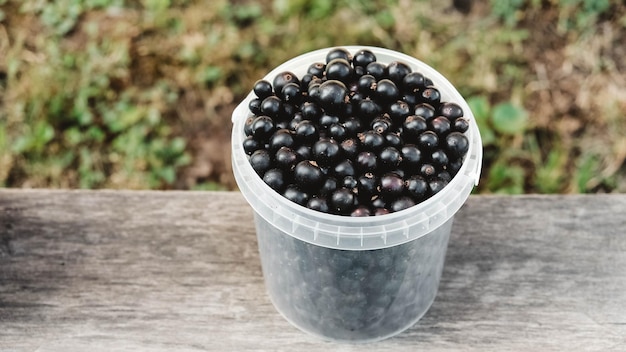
left=357, top=74, right=377, bottom=95
left=453, top=118, right=470, bottom=133
left=402, top=72, right=426, bottom=93
left=313, top=138, right=341, bottom=166
left=350, top=206, right=371, bottom=217
left=318, top=80, right=349, bottom=113
left=275, top=146, right=300, bottom=171
left=283, top=185, right=309, bottom=206
left=401, top=144, right=422, bottom=170
left=366, top=62, right=387, bottom=80
left=248, top=98, right=262, bottom=115
left=326, top=58, right=354, bottom=83
left=387, top=61, right=412, bottom=85
left=280, top=82, right=302, bottom=103
left=263, top=168, right=286, bottom=192
left=357, top=173, right=378, bottom=200
left=375, top=79, right=400, bottom=104
left=334, top=159, right=355, bottom=178
left=353, top=49, right=377, bottom=68
left=260, top=96, right=283, bottom=118
left=390, top=196, right=416, bottom=212
left=269, top=129, right=295, bottom=152
left=430, top=116, right=451, bottom=136
left=253, top=79, right=273, bottom=99
left=402, top=115, right=428, bottom=139
left=431, top=149, right=449, bottom=167
left=445, top=132, right=470, bottom=159
left=301, top=101, right=322, bottom=120
left=380, top=173, right=404, bottom=199
left=356, top=151, right=378, bottom=172
left=294, top=160, right=324, bottom=190
left=389, top=101, right=412, bottom=123
left=251, top=115, right=275, bottom=141
left=330, top=188, right=356, bottom=214
left=406, top=175, right=428, bottom=200
left=429, top=178, right=449, bottom=195
left=343, top=117, right=362, bottom=137
left=379, top=146, right=402, bottom=170
left=417, top=131, right=439, bottom=151
left=440, top=102, right=464, bottom=120
left=295, top=120, right=318, bottom=143
left=249, top=149, right=272, bottom=176
left=307, top=197, right=329, bottom=212
left=414, top=103, right=436, bottom=121
left=307, top=62, right=326, bottom=77
left=325, top=47, right=352, bottom=63
left=358, top=99, right=382, bottom=119
left=273, top=71, right=300, bottom=96
left=328, top=123, right=347, bottom=140
left=420, top=86, right=441, bottom=106
left=358, top=131, right=385, bottom=151
left=243, top=136, right=261, bottom=155
left=320, top=177, right=338, bottom=196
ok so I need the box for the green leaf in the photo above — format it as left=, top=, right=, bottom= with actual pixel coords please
left=466, top=96, right=490, bottom=123
left=491, top=102, right=528, bottom=135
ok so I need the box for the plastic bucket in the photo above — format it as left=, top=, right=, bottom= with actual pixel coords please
left=231, top=46, right=482, bottom=342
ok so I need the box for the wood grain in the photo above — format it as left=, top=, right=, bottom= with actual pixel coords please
left=0, top=190, right=625, bottom=351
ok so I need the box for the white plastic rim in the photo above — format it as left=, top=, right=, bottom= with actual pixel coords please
left=232, top=46, right=483, bottom=250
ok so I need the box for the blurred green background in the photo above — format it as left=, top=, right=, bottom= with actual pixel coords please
left=0, top=0, right=624, bottom=193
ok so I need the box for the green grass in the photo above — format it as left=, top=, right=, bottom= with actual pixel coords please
left=0, top=0, right=625, bottom=193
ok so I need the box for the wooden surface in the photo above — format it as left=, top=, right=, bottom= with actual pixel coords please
left=0, top=190, right=625, bottom=351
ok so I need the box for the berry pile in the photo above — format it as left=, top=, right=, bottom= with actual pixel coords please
left=256, top=212, right=450, bottom=341
left=244, top=48, right=470, bottom=216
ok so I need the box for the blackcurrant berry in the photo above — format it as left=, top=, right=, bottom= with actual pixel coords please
left=343, top=117, right=363, bottom=137
left=402, top=72, right=426, bottom=93
left=390, top=196, right=416, bottom=212
left=318, top=80, right=349, bottom=113
left=366, top=62, right=387, bottom=80
left=307, top=197, right=330, bottom=213
left=251, top=115, right=275, bottom=141
left=414, top=103, right=436, bottom=121
left=389, top=100, right=412, bottom=123
left=357, top=74, right=377, bottom=95
left=374, top=79, right=400, bottom=104
left=243, top=135, right=262, bottom=155
left=313, top=138, right=341, bottom=166
left=358, top=130, right=385, bottom=152
left=325, top=47, right=352, bottom=64
left=445, top=132, right=469, bottom=159
left=342, top=175, right=358, bottom=189
left=263, top=168, right=286, bottom=192
left=406, top=175, right=428, bottom=200
left=253, top=79, right=273, bottom=99
left=273, top=71, right=300, bottom=96
left=356, top=151, right=378, bottom=172
left=280, top=82, right=302, bottom=103
left=294, top=160, right=325, bottom=190
left=420, top=163, right=437, bottom=178
left=283, top=185, right=309, bottom=206
left=429, top=178, right=448, bottom=195
left=371, top=116, right=392, bottom=134
left=328, top=123, right=347, bottom=140
left=385, top=133, right=403, bottom=148
left=261, top=96, right=283, bottom=118
left=453, top=117, right=470, bottom=133
left=401, top=144, right=422, bottom=170
left=301, top=102, right=322, bottom=120
left=353, top=49, right=377, bottom=68
left=431, top=149, right=449, bottom=167
left=420, top=86, right=441, bottom=107
left=387, top=61, right=412, bottom=85
left=417, top=131, right=439, bottom=151
left=334, top=159, right=355, bottom=178
left=307, top=62, right=326, bottom=77
left=275, top=146, right=300, bottom=171
left=402, top=115, right=428, bottom=139
left=380, top=173, right=405, bottom=199
left=249, top=149, right=272, bottom=176
left=430, top=116, right=451, bottom=136
left=294, top=120, right=318, bottom=143
left=320, top=177, right=338, bottom=196
left=439, top=102, right=464, bottom=120
left=330, top=188, right=356, bottom=214
left=326, top=58, right=354, bottom=83
left=248, top=98, right=262, bottom=115
left=357, top=173, right=378, bottom=200
left=379, top=146, right=402, bottom=170
left=268, top=129, right=295, bottom=152
left=295, top=145, right=312, bottom=160
left=358, top=99, right=382, bottom=119
left=350, top=206, right=371, bottom=217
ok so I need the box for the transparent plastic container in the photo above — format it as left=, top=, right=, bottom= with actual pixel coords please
left=231, top=46, right=482, bottom=342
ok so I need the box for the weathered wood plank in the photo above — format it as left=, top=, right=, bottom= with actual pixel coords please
left=0, top=190, right=625, bottom=351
